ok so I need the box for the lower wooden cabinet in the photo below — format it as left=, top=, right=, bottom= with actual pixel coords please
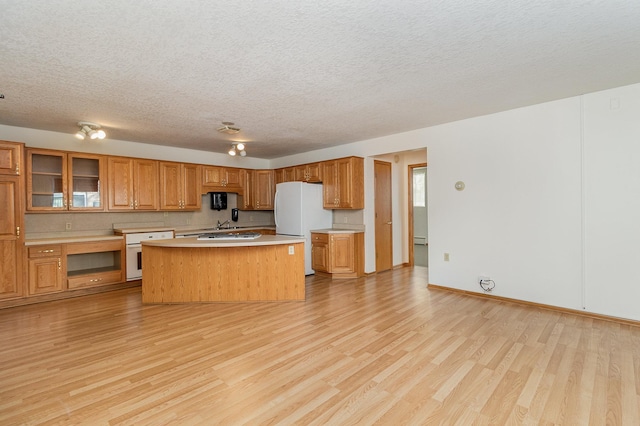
left=311, top=231, right=364, bottom=278
left=21, top=238, right=125, bottom=303
left=28, top=245, right=64, bottom=295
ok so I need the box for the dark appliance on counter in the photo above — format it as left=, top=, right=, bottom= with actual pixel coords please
left=231, top=208, right=239, bottom=222
left=210, top=192, right=227, bottom=210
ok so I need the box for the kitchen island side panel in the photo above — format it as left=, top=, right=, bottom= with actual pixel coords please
left=141, top=243, right=305, bottom=303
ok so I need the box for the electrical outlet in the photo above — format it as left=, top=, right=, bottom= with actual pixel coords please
left=163, top=212, right=168, bottom=217
left=343, top=217, right=348, bottom=223
left=65, top=222, right=72, bottom=231
left=250, top=216, right=254, bottom=222
left=444, top=253, right=450, bottom=261
left=288, top=246, right=294, bottom=255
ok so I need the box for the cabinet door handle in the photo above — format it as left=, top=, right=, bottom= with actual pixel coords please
left=15, top=163, right=19, bottom=174
left=58, top=258, right=61, bottom=269
left=387, top=222, right=392, bottom=225
left=16, top=226, right=20, bottom=237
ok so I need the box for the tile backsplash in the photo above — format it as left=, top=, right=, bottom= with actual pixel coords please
left=25, top=193, right=275, bottom=238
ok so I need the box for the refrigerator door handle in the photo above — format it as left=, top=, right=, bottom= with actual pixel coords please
left=274, top=190, right=279, bottom=228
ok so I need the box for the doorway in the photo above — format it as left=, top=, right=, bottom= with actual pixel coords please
left=374, top=160, right=393, bottom=272
left=409, top=163, right=428, bottom=267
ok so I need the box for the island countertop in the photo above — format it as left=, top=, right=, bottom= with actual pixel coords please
left=141, top=234, right=304, bottom=248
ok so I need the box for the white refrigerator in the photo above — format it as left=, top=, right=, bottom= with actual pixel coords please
left=275, top=182, right=333, bottom=275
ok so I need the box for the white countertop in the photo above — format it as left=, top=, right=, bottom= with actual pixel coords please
left=142, top=234, right=304, bottom=248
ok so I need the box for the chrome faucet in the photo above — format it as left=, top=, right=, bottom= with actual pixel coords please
left=217, top=219, right=231, bottom=229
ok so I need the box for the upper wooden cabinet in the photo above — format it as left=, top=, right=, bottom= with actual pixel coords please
left=0, top=141, right=22, bottom=175
left=294, top=162, right=322, bottom=182
left=275, top=167, right=295, bottom=184
left=322, top=157, right=364, bottom=209
left=27, top=149, right=106, bottom=211
left=202, top=166, right=243, bottom=193
left=276, top=163, right=322, bottom=184
left=159, top=162, right=202, bottom=210
left=107, top=157, right=158, bottom=211
left=253, top=170, right=275, bottom=210
left=238, top=169, right=275, bottom=210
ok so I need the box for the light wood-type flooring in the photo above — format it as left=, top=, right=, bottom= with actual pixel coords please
left=2, top=267, right=640, bottom=425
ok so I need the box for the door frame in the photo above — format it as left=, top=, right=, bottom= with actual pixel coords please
left=408, top=162, right=427, bottom=267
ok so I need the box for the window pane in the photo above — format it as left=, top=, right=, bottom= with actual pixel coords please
left=413, top=170, right=425, bottom=207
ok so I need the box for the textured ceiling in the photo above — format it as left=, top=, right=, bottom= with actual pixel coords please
left=1, top=1, right=640, bottom=159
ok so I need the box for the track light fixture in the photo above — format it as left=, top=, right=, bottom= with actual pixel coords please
left=75, top=121, right=106, bottom=140
left=228, top=143, right=247, bottom=157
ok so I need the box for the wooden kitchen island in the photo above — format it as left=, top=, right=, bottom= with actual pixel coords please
left=141, top=235, right=305, bottom=303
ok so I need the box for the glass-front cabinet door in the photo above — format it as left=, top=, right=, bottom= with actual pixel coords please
left=68, top=154, right=104, bottom=210
left=28, top=150, right=67, bottom=210
left=27, top=149, right=105, bottom=211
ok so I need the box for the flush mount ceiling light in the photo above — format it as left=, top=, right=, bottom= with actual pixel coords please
left=228, top=143, right=247, bottom=157
left=217, top=121, right=240, bottom=135
left=75, top=121, right=106, bottom=140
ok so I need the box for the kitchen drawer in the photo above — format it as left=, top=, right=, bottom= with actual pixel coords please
left=28, top=245, right=62, bottom=258
left=311, top=233, right=329, bottom=244
left=67, top=270, right=123, bottom=289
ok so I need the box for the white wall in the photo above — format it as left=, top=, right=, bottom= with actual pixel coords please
left=426, top=98, right=583, bottom=310
left=583, top=84, right=640, bottom=320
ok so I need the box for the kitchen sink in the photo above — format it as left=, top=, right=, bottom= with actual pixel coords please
left=197, top=232, right=262, bottom=240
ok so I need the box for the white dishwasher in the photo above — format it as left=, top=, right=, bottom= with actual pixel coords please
left=125, top=231, right=174, bottom=280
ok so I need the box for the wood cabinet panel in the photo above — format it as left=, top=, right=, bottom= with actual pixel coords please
left=159, top=161, right=181, bottom=210
left=0, top=171, right=24, bottom=299
left=238, top=169, right=275, bottom=210
left=329, top=233, right=354, bottom=273
left=253, top=170, right=275, bottom=210
left=68, top=270, right=122, bottom=290
left=28, top=254, right=64, bottom=295
left=295, top=163, right=322, bottom=182
left=108, top=157, right=158, bottom=210
left=160, top=162, right=201, bottom=210
left=0, top=141, right=22, bottom=175
left=322, top=157, right=364, bottom=209
left=311, top=232, right=364, bottom=279
left=275, top=167, right=295, bottom=184
left=107, top=157, right=134, bottom=210
left=134, top=159, right=159, bottom=210
left=182, top=163, right=202, bottom=210
left=202, top=166, right=243, bottom=193
left=311, top=233, right=329, bottom=273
